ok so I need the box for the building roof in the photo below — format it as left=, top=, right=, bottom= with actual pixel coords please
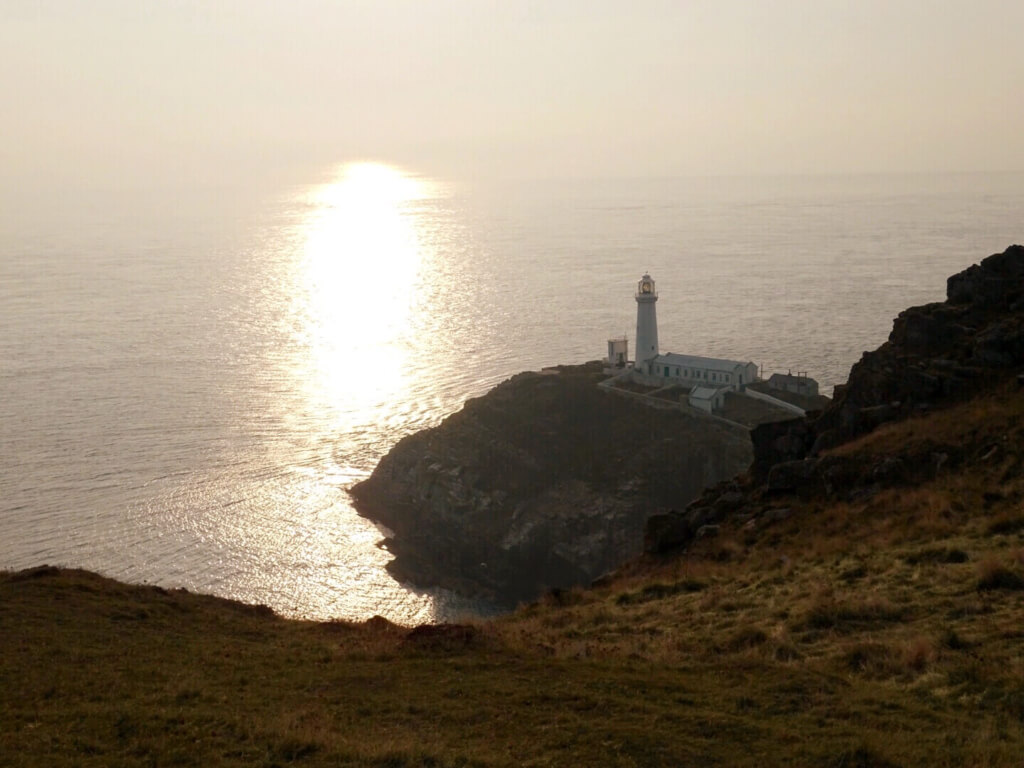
left=654, top=353, right=755, bottom=373
left=768, top=372, right=818, bottom=385
left=689, top=386, right=726, bottom=400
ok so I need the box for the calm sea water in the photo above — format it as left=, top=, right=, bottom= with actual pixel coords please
left=1, top=167, right=1021, bottom=623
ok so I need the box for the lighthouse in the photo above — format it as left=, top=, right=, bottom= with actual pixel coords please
left=635, top=273, right=659, bottom=369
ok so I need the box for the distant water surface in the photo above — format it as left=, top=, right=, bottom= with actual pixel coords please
left=1, top=168, right=1021, bottom=622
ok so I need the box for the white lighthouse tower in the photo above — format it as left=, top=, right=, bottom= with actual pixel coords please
left=635, top=273, right=659, bottom=370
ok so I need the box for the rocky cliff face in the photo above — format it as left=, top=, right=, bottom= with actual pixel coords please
left=747, top=245, right=1024, bottom=480
left=812, top=244, right=1024, bottom=453
left=648, top=244, right=1024, bottom=554
left=350, top=362, right=752, bottom=605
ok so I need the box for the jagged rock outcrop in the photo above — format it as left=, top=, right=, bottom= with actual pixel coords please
left=813, top=244, right=1024, bottom=451
left=646, top=244, right=1024, bottom=555
left=350, top=362, right=752, bottom=605
left=749, top=416, right=819, bottom=481
left=745, top=245, right=1024, bottom=470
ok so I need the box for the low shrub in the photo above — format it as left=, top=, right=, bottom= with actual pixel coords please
left=614, top=579, right=705, bottom=605
left=798, top=596, right=906, bottom=633
left=976, top=559, right=1024, bottom=591
left=987, top=515, right=1024, bottom=536
left=903, top=546, right=969, bottom=565
left=940, top=627, right=972, bottom=650
left=839, top=563, right=868, bottom=582
left=900, top=636, right=936, bottom=672
left=843, top=642, right=898, bottom=677
left=722, top=626, right=768, bottom=652
left=540, top=587, right=587, bottom=607
left=827, top=744, right=900, bottom=768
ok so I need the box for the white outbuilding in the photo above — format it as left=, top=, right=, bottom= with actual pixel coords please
left=688, top=386, right=727, bottom=413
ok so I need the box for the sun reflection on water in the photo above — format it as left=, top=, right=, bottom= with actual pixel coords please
left=300, top=162, right=435, bottom=426
left=239, top=162, right=460, bottom=623
left=121, top=162, right=483, bottom=624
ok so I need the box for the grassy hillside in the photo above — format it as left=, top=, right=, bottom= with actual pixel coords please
left=2, top=380, right=1023, bottom=766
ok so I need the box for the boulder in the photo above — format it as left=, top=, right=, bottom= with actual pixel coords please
left=750, top=417, right=817, bottom=480
left=713, top=490, right=747, bottom=513
left=644, top=511, right=691, bottom=553
left=761, top=507, right=793, bottom=524
left=766, top=459, right=821, bottom=493
left=947, top=245, right=1024, bottom=307
left=695, top=524, right=720, bottom=540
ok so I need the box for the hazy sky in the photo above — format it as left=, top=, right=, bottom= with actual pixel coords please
left=4, top=0, right=1023, bottom=185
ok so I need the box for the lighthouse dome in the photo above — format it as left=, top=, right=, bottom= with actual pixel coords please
left=636, top=274, right=656, bottom=297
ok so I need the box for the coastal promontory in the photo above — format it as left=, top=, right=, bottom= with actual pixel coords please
left=350, top=362, right=752, bottom=604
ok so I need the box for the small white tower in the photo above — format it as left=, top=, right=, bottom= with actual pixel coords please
left=635, top=273, right=659, bottom=369
left=607, top=337, right=628, bottom=368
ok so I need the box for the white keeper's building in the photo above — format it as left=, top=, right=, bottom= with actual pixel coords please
left=640, top=352, right=758, bottom=391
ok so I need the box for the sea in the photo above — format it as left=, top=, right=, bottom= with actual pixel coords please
left=2, top=166, right=1021, bottom=624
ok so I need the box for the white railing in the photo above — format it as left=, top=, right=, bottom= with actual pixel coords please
left=740, top=387, right=806, bottom=415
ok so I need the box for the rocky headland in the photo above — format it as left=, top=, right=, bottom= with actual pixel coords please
left=350, top=362, right=753, bottom=605
left=353, top=244, right=1024, bottom=605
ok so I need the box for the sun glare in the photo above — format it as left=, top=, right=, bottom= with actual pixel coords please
left=315, top=163, right=429, bottom=210
left=299, top=163, right=431, bottom=425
